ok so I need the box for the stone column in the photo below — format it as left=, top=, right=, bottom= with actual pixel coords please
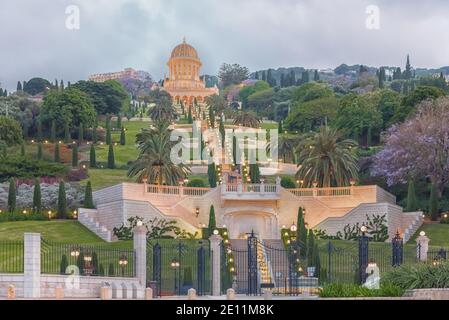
left=275, top=176, right=281, bottom=193
left=416, top=233, right=430, bottom=262
left=24, top=233, right=41, bottom=299
left=134, top=225, right=147, bottom=286
left=209, top=234, right=223, bottom=297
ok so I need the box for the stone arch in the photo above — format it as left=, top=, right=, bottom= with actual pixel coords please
left=223, top=207, right=280, bottom=240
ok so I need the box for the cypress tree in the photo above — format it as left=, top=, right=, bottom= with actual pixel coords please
left=92, top=252, right=99, bottom=275
left=250, top=163, right=261, bottom=184
left=208, top=205, right=217, bottom=236
left=72, top=143, right=78, bottom=167
left=64, top=122, right=70, bottom=143
left=219, top=117, right=225, bottom=146
left=307, top=230, right=315, bottom=266
left=278, top=121, right=283, bottom=134
left=50, top=120, right=56, bottom=142
left=120, top=127, right=126, bottom=145
left=78, top=123, right=84, bottom=142
left=297, top=207, right=308, bottom=258
left=37, top=118, right=43, bottom=141
left=84, top=181, right=95, bottom=209
left=232, top=134, right=237, bottom=165
left=37, top=143, right=43, bottom=160
left=406, top=179, right=418, bottom=212
left=107, top=143, right=115, bottom=169
left=7, top=178, right=16, bottom=213
left=92, top=123, right=98, bottom=144
left=208, top=162, right=217, bottom=188
left=60, top=80, right=64, bottom=91
left=60, top=255, right=68, bottom=275
left=20, top=142, right=26, bottom=157
left=366, top=126, right=372, bottom=148
left=32, top=178, right=42, bottom=214
left=89, top=143, right=97, bottom=168
left=99, top=264, right=105, bottom=276
left=57, top=181, right=67, bottom=219
left=209, top=108, right=215, bottom=128
left=77, top=252, right=85, bottom=275
left=116, top=114, right=122, bottom=129
left=430, top=183, right=439, bottom=221
left=108, top=263, right=115, bottom=276
left=313, top=243, right=321, bottom=278
left=17, top=81, right=22, bottom=92
left=314, top=69, right=320, bottom=82
left=187, top=106, right=193, bottom=124
left=54, top=143, right=60, bottom=163
left=106, top=117, right=112, bottom=145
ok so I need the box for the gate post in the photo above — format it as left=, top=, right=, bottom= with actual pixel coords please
left=152, top=243, right=161, bottom=297
left=133, top=223, right=147, bottom=286
left=24, top=233, right=41, bottom=299
left=416, top=232, right=429, bottom=262
left=358, top=226, right=369, bottom=285
left=247, top=231, right=258, bottom=295
left=197, top=244, right=206, bottom=296
left=392, top=231, right=403, bottom=267
left=209, top=234, right=222, bottom=296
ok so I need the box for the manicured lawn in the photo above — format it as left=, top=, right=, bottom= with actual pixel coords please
left=409, top=223, right=449, bottom=247
left=0, top=220, right=103, bottom=243
left=261, top=122, right=279, bottom=130
left=0, top=220, right=132, bottom=248
left=83, top=169, right=134, bottom=190
left=92, top=120, right=150, bottom=167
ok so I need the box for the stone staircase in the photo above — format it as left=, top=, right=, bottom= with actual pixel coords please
left=403, top=214, right=423, bottom=243
left=256, top=241, right=273, bottom=286
left=78, top=209, right=113, bottom=242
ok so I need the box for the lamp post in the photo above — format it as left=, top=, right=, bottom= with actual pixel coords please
left=359, top=224, right=369, bottom=284
left=170, top=258, right=180, bottom=295
left=70, top=247, right=80, bottom=266
left=119, top=255, right=128, bottom=277
left=84, top=252, right=93, bottom=276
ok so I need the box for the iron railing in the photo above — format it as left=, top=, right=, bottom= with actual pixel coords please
left=40, top=239, right=135, bottom=277
left=146, top=239, right=211, bottom=297
left=0, top=241, right=24, bottom=274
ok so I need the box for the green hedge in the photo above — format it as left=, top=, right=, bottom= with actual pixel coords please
left=0, top=211, right=49, bottom=222
left=318, top=282, right=405, bottom=298
left=0, top=156, right=68, bottom=181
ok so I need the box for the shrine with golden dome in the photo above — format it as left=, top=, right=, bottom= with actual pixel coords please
left=162, top=39, right=218, bottom=105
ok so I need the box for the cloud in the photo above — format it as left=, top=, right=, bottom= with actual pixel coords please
left=1, top=0, right=448, bottom=90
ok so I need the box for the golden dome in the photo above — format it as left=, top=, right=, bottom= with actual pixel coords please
left=170, top=39, right=199, bottom=59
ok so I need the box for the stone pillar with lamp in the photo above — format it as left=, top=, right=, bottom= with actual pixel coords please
left=133, top=220, right=147, bottom=286
left=416, top=231, right=429, bottom=262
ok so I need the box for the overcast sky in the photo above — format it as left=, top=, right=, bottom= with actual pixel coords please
left=1, top=0, right=449, bottom=90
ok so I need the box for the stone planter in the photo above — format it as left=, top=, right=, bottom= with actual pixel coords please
left=404, top=288, right=449, bottom=300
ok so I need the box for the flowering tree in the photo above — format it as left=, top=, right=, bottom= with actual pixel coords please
left=372, top=97, right=449, bottom=195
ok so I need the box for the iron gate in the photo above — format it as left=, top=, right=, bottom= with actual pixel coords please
left=222, top=232, right=316, bottom=296
left=146, top=239, right=211, bottom=297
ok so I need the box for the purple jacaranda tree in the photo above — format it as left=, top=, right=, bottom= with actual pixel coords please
left=372, top=97, right=449, bottom=195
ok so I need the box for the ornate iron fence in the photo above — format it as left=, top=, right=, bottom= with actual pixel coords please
left=40, top=239, right=135, bottom=277
left=0, top=241, right=24, bottom=273
left=146, top=239, right=211, bottom=297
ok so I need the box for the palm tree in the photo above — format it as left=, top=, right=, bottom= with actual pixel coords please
left=148, top=104, right=177, bottom=122
left=233, top=111, right=261, bottom=128
left=266, top=134, right=301, bottom=163
left=295, top=126, right=358, bottom=188
left=205, top=94, right=228, bottom=114
left=128, top=121, right=191, bottom=185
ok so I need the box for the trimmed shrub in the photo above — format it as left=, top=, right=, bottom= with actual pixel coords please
left=71, top=144, right=78, bottom=167
left=281, top=176, right=296, bottom=189
left=84, top=181, right=94, bottom=209
left=32, top=178, right=42, bottom=213
left=54, top=143, right=60, bottom=163
left=60, top=255, right=68, bottom=275
left=107, top=144, right=115, bottom=169
left=57, top=181, right=67, bottom=219
left=0, top=116, right=23, bottom=146
left=90, top=144, right=96, bottom=168
left=187, top=179, right=206, bottom=188
left=208, top=205, right=216, bottom=236
left=7, top=178, right=16, bottom=212
left=120, top=127, right=126, bottom=145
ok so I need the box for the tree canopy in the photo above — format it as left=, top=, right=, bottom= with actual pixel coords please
left=41, top=87, right=97, bottom=128
left=218, top=63, right=250, bottom=87
left=72, top=80, right=129, bottom=115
